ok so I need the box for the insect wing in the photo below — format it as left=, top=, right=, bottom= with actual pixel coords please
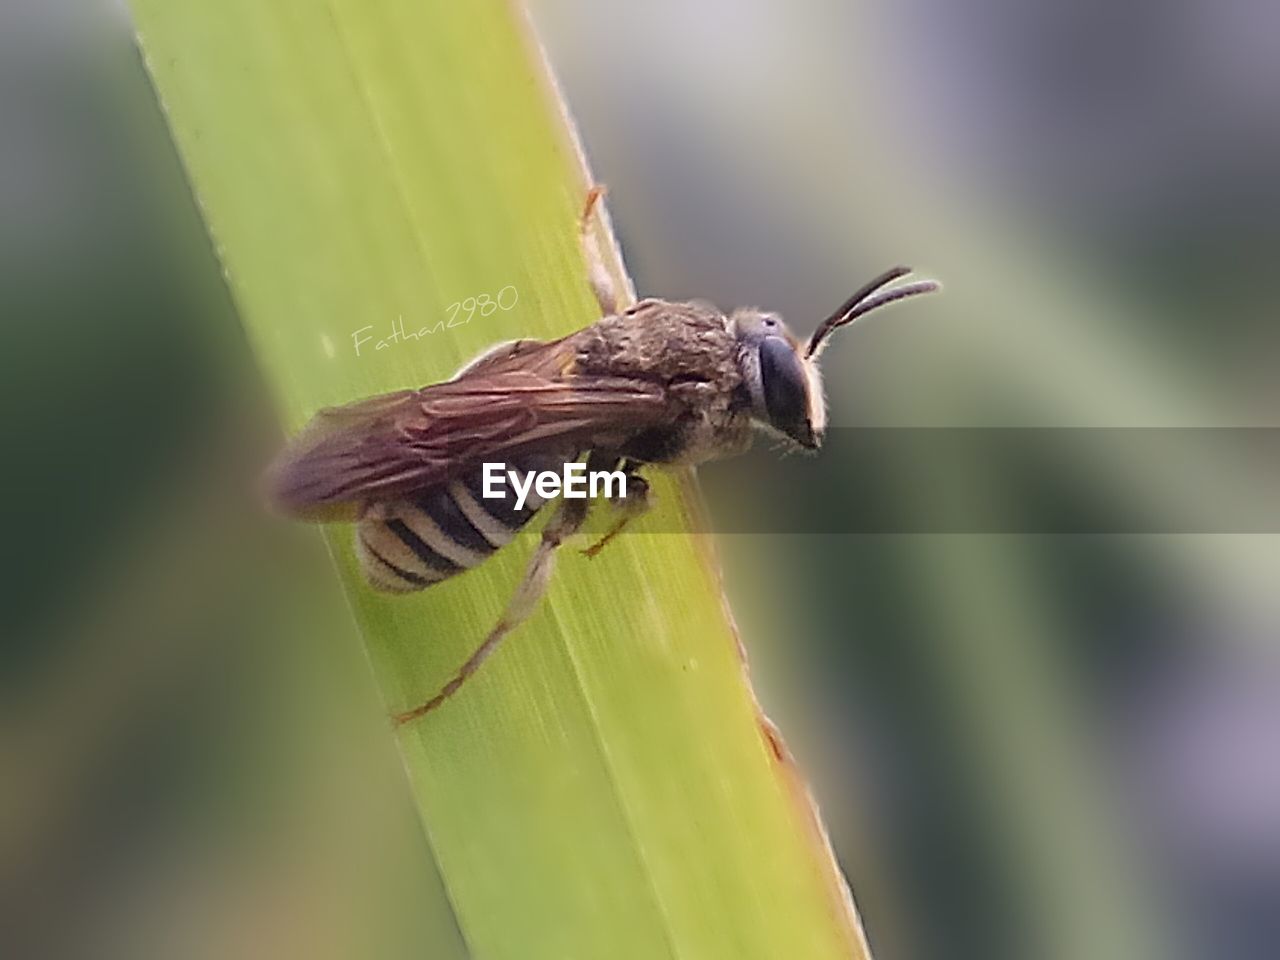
left=267, top=351, right=673, bottom=517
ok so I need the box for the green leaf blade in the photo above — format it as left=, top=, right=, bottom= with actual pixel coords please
left=130, top=1, right=868, bottom=956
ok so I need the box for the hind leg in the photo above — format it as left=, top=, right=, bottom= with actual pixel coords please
left=391, top=494, right=591, bottom=726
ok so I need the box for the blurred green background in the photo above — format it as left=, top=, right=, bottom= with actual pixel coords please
left=2, top=2, right=1277, bottom=959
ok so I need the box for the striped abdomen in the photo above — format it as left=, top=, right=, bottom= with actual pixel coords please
left=354, top=455, right=558, bottom=593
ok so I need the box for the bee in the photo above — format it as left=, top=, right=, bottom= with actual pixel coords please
left=268, top=192, right=938, bottom=724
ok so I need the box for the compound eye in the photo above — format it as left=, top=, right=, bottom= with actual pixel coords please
left=758, top=336, right=811, bottom=445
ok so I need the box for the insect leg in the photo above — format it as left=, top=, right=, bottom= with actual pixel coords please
left=582, top=460, right=651, bottom=560
left=391, top=494, right=592, bottom=726
left=579, top=184, right=631, bottom=316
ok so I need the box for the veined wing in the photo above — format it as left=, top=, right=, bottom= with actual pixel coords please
left=267, top=341, right=674, bottom=518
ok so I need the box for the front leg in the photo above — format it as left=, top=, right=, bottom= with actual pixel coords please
left=579, top=185, right=633, bottom=317
left=582, top=459, right=651, bottom=559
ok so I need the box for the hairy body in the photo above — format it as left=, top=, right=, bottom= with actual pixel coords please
left=266, top=188, right=938, bottom=722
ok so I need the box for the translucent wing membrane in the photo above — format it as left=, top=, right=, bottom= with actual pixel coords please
left=267, top=351, right=675, bottom=517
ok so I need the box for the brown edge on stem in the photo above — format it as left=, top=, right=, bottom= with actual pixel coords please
left=511, top=3, right=875, bottom=956
left=676, top=470, right=875, bottom=959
